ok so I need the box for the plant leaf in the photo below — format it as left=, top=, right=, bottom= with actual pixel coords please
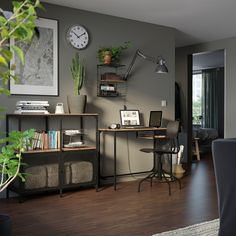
left=10, top=45, right=24, bottom=64
left=0, top=16, right=7, bottom=25
left=1, top=49, right=13, bottom=62
left=0, top=88, right=10, bottom=96
left=0, top=55, right=8, bottom=66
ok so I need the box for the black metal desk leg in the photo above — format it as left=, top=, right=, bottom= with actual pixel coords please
left=114, top=132, right=117, bottom=190
left=97, top=130, right=101, bottom=189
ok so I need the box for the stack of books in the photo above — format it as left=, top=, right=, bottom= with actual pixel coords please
left=14, top=101, right=50, bottom=114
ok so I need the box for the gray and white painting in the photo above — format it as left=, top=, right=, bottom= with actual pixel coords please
left=15, top=27, right=54, bottom=86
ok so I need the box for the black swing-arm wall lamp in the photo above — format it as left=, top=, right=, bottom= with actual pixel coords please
left=123, top=49, right=168, bottom=81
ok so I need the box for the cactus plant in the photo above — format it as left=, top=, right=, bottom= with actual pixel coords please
left=70, top=53, right=85, bottom=95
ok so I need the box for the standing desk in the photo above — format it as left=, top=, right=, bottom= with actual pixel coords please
left=98, top=127, right=166, bottom=190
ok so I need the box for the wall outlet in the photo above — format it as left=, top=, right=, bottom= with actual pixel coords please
left=161, top=100, right=167, bottom=107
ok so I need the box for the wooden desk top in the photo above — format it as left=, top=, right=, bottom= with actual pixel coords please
left=98, top=127, right=166, bottom=132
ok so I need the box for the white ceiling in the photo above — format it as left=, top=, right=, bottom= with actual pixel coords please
left=42, top=0, right=236, bottom=47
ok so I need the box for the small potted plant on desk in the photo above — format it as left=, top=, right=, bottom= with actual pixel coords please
left=67, top=53, right=86, bottom=113
left=97, top=41, right=131, bottom=65
left=0, top=1, right=42, bottom=235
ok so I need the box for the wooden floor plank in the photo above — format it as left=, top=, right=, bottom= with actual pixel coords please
left=0, top=154, right=218, bottom=236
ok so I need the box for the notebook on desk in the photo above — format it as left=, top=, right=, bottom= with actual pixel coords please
left=149, top=111, right=162, bottom=128
left=120, top=110, right=144, bottom=128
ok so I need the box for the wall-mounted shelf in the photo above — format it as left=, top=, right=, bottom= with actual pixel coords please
left=97, top=64, right=126, bottom=97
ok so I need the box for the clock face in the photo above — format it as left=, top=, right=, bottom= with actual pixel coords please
left=66, top=25, right=89, bottom=49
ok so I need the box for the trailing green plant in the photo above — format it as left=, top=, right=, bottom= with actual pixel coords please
left=97, top=41, right=131, bottom=64
left=0, top=0, right=43, bottom=192
left=70, top=52, right=85, bottom=95
left=0, top=129, right=35, bottom=190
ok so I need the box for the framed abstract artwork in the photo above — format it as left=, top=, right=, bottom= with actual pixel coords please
left=10, top=18, right=58, bottom=96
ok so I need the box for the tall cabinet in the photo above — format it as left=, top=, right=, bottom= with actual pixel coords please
left=6, top=113, right=99, bottom=199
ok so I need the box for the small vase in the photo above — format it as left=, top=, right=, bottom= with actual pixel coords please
left=103, top=51, right=112, bottom=65
left=67, top=95, right=87, bottom=113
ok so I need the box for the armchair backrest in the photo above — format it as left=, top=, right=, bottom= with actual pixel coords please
left=212, top=138, right=236, bottom=235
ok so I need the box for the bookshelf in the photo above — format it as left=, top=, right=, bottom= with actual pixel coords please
left=6, top=113, right=99, bottom=199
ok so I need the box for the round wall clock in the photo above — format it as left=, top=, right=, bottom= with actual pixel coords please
left=66, top=25, right=89, bottom=49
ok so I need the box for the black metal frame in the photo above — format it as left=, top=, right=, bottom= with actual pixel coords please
left=6, top=113, right=99, bottom=200
left=98, top=127, right=165, bottom=190
left=138, top=121, right=182, bottom=195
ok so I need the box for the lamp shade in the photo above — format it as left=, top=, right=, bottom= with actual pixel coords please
left=155, top=58, right=168, bottom=73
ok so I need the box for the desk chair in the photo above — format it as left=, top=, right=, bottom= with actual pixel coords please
left=138, top=120, right=181, bottom=195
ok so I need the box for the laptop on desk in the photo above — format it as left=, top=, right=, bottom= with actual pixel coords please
left=120, top=110, right=163, bottom=129
left=120, top=110, right=144, bottom=129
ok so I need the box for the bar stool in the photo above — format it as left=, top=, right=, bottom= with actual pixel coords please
left=138, top=120, right=181, bottom=195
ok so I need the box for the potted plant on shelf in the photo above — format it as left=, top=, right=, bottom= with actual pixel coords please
left=97, top=41, right=131, bottom=65
left=67, top=52, right=87, bottom=113
left=0, top=0, right=42, bottom=234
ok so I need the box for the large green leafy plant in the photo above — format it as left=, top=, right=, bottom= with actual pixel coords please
left=0, top=0, right=42, bottom=192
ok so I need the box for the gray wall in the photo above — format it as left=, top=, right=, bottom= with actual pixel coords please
left=1, top=1, right=176, bottom=183
left=176, top=37, right=236, bottom=159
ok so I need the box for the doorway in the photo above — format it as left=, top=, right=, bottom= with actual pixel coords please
left=189, top=49, right=225, bottom=162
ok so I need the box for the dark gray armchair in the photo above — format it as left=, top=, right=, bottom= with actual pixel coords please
left=212, top=139, right=236, bottom=236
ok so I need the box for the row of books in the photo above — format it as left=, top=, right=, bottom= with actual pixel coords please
left=29, top=130, right=61, bottom=150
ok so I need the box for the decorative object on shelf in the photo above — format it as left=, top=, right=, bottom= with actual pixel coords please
left=67, top=53, right=87, bottom=113
left=66, top=25, right=89, bottom=49
left=97, top=41, right=131, bottom=64
left=10, top=17, right=58, bottom=96
left=64, top=130, right=81, bottom=136
left=102, top=51, right=112, bottom=65
left=55, top=103, right=64, bottom=114
left=123, top=49, right=168, bottom=80
left=14, top=100, right=50, bottom=114
left=63, top=129, right=85, bottom=148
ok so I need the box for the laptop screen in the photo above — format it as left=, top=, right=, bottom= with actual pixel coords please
left=120, top=110, right=141, bottom=127
left=149, top=111, right=162, bottom=127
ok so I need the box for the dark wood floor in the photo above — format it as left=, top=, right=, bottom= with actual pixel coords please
left=0, top=154, right=218, bottom=236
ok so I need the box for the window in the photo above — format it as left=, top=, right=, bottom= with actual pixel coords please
left=192, top=73, right=202, bottom=125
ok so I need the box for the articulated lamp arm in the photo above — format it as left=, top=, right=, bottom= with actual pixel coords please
left=123, top=49, right=168, bottom=81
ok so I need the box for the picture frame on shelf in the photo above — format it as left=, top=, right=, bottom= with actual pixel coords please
left=10, top=18, right=58, bottom=96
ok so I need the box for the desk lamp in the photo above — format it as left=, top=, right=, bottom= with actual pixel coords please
left=123, top=49, right=168, bottom=80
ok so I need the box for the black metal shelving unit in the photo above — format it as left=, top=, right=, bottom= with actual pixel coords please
left=6, top=113, right=99, bottom=200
